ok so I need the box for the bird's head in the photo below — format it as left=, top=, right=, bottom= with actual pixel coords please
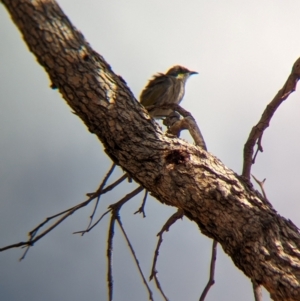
left=166, top=65, right=198, bottom=80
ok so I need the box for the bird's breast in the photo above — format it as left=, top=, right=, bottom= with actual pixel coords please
left=171, top=79, right=185, bottom=104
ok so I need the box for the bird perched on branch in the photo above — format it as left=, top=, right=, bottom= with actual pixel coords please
left=140, top=65, right=198, bottom=118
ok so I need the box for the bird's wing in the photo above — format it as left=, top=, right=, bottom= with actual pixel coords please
left=140, top=74, right=173, bottom=107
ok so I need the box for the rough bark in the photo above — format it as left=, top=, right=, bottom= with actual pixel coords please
left=2, top=0, right=300, bottom=300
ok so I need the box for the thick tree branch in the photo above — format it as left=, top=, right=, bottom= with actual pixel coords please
left=2, top=1, right=300, bottom=300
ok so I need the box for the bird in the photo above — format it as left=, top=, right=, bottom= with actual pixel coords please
left=140, top=65, right=198, bottom=118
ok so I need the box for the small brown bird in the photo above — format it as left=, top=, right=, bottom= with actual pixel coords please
left=140, top=65, right=198, bottom=118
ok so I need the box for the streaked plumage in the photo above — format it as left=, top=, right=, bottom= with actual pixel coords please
left=140, top=65, right=198, bottom=118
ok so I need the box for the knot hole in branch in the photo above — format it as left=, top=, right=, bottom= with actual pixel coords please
left=165, top=150, right=189, bottom=165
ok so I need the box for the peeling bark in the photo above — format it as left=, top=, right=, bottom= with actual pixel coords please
left=2, top=0, right=300, bottom=300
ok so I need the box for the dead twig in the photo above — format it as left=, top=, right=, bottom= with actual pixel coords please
left=199, top=240, right=218, bottom=301
left=107, top=209, right=115, bottom=301
left=86, top=173, right=128, bottom=198
left=252, top=175, right=268, bottom=201
left=134, top=190, right=148, bottom=217
left=84, top=163, right=116, bottom=233
left=73, top=209, right=111, bottom=235
left=116, top=214, right=154, bottom=300
left=252, top=134, right=264, bottom=165
left=109, top=186, right=144, bottom=211
left=106, top=186, right=144, bottom=301
left=150, top=209, right=184, bottom=301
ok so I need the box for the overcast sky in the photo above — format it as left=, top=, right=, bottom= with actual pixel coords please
left=1, top=1, right=300, bottom=300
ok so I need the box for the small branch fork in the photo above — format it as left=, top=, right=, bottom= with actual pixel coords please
left=134, top=190, right=148, bottom=217
left=84, top=163, right=116, bottom=232
left=252, top=175, right=268, bottom=202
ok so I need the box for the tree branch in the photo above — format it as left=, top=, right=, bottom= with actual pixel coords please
left=242, top=62, right=300, bottom=179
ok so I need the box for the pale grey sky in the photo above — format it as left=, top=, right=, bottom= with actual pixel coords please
left=1, top=1, right=300, bottom=300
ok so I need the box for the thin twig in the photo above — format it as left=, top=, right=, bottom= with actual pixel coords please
left=252, top=134, right=264, bottom=164
left=107, top=210, right=116, bottom=301
left=150, top=232, right=168, bottom=301
left=199, top=240, right=218, bottom=301
left=252, top=175, right=267, bottom=200
left=116, top=215, right=154, bottom=300
left=86, top=173, right=128, bottom=198
left=85, top=163, right=116, bottom=233
left=150, top=209, right=184, bottom=301
left=134, top=190, right=148, bottom=217
left=109, top=186, right=144, bottom=211
left=73, top=209, right=111, bottom=235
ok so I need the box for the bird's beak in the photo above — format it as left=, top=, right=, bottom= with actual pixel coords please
left=189, top=71, right=198, bottom=76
